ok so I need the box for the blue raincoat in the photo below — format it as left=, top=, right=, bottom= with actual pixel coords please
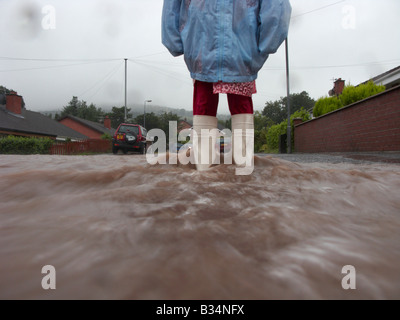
left=162, top=0, right=292, bottom=83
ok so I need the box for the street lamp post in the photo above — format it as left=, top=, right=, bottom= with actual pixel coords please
left=124, top=58, right=128, bottom=122
left=144, top=100, right=152, bottom=128
left=285, top=37, right=292, bottom=154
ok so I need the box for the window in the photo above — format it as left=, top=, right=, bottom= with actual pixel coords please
left=118, top=125, right=139, bottom=135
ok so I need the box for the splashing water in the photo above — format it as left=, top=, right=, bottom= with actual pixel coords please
left=0, top=154, right=399, bottom=300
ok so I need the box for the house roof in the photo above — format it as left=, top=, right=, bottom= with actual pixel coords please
left=59, top=115, right=116, bottom=136
left=364, top=65, right=400, bottom=89
left=0, top=104, right=88, bottom=139
left=178, top=119, right=193, bottom=127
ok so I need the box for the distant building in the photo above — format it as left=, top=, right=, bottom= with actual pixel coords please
left=294, top=66, right=400, bottom=153
left=0, top=91, right=87, bottom=141
left=178, top=119, right=193, bottom=132
left=364, top=65, right=400, bottom=90
left=58, top=115, right=116, bottom=140
left=328, top=66, right=400, bottom=97
left=329, top=78, right=346, bottom=96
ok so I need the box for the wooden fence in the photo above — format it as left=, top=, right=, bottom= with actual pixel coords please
left=50, top=139, right=111, bottom=155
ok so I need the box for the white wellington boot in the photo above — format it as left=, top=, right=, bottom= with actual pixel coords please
left=231, top=113, right=255, bottom=175
left=192, top=115, right=219, bottom=171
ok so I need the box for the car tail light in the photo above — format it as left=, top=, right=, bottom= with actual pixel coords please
left=114, top=133, right=126, bottom=141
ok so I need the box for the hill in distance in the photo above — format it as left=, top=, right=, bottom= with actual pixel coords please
left=41, top=103, right=231, bottom=122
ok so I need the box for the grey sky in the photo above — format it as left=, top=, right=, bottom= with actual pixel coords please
left=0, top=0, right=399, bottom=115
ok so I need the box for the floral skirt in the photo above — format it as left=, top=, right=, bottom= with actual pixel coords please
left=213, top=81, right=257, bottom=97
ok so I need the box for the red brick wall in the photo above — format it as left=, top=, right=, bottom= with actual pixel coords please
left=59, top=118, right=101, bottom=140
left=294, top=86, right=400, bottom=152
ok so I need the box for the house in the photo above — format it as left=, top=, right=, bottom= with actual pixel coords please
left=328, top=66, right=400, bottom=97
left=58, top=115, right=116, bottom=140
left=0, top=91, right=87, bottom=141
left=328, top=78, right=346, bottom=96
left=294, top=66, right=400, bottom=153
left=364, top=65, right=400, bottom=90
left=178, top=119, right=193, bottom=132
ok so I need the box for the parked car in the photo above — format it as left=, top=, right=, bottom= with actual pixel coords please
left=219, top=136, right=232, bottom=154
left=178, top=142, right=192, bottom=154
left=169, top=142, right=185, bottom=153
left=177, top=129, right=232, bottom=154
left=112, top=123, right=148, bottom=154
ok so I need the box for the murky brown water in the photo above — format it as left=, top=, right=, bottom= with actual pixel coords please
left=0, top=154, right=399, bottom=300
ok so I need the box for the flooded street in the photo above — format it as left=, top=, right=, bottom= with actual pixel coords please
left=0, top=154, right=399, bottom=300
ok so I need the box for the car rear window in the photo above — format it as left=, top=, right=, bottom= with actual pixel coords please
left=118, top=125, right=139, bottom=135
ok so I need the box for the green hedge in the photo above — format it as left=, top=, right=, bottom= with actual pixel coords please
left=101, top=133, right=112, bottom=140
left=264, top=108, right=311, bottom=153
left=340, top=81, right=386, bottom=106
left=313, top=96, right=343, bottom=118
left=0, top=136, right=54, bottom=154
left=313, top=81, right=386, bottom=117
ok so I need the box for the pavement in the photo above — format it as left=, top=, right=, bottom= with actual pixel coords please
left=259, top=152, right=400, bottom=165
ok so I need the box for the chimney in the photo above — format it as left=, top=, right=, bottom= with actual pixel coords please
left=329, top=78, right=345, bottom=96
left=334, top=78, right=345, bottom=95
left=104, top=116, right=111, bottom=129
left=6, top=91, right=23, bottom=114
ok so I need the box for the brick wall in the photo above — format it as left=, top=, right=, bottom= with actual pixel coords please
left=59, top=118, right=101, bottom=140
left=294, top=85, right=400, bottom=153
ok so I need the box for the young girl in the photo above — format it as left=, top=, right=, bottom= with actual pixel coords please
left=162, top=0, right=292, bottom=173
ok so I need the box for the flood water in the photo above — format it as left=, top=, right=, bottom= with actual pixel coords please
left=0, top=154, right=399, bottom=300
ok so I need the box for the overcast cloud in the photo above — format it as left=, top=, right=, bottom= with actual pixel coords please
left=0, top=0, right=399, bottom=115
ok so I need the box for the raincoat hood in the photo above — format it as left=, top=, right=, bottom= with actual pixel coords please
left=162, top=0, right=292, bottom=83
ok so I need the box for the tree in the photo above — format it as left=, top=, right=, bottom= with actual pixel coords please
left=103, top=106, right=130, bottom=129
left=158, top=112, right=181, bottom=133
left=262, top=91, right=315, bottom=124
left=0, top=85, right=13, bottom=95
left=225, top=118, right=232, bottom=130
left=265, top=108, right=312, bottom=153
left=132, top=112, right=160, bottom=131
left=61, top=97, right=104, bottom=122
left=283, top=91, right=316, bottom=114
left=254, top=111, right=275, bottom=153
left=254, top=111, right=274, bottom=131
left=132, top=111, right=182, bottom=143
left=61, top=96, right=80, bottom=117
left=255, top=127, right=269, bottom=153
left=77, top=102, right=104, bottom=122
left=262, top=100, right=286, bottom=124
left=0, top=85, right=26, bottom=108
left=159, top=112, right=181, bottom=143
